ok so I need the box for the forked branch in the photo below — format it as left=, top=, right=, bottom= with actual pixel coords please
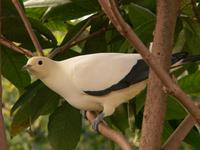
left=98, top=0, right=200, bottom=124
left=162, top=104, right=200, bottom=150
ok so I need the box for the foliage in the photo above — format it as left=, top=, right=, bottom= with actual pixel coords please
left=1, top=0, right=200, bottom=149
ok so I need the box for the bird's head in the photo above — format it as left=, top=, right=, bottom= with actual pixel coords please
left=23, top=56, right=55, bottom=79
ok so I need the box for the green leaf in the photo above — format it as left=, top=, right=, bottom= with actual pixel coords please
left=132, top=0, right=156, bottom=12
left=30, top=18, right=57, bottom=46
left=43, top=0, right=100, bottom=21
left=1, top=48, right=31, bottom=91
left=11, top=80, right=42, bottom=115
left=11, top=83, right=60, bottom=136
left=178, top=71, right=200, bottom=95
left=24, top=0, right=71, bottom=8
left=60, top=19, right=89, bottom=46
left=48, top=102, right=81, bottom=150
left=184, top=18, right=200, bottom=55
left=127, top=3, right=155, bottom=44
left=83, top=17, right=108, bottom=53
left=20, top=18, right=57, bottom=50
left=110, top=104, right=129, bottom=132
left=184, top=128, right=200, bottom=149
left=165, top=97, right=187, bottom=120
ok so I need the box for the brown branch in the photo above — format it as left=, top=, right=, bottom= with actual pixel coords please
left=191, top=0, right=200, bottom=22
left=0, top=0, right=8, bottom=149
left=86, top=111, right=133, bottom=150
left=12, top=0, right=44, bottom=56
left=98, top=0, right=200, bottom=124
left=140, top=0, right=180, bottom=149
left=0, top=36, right=34, bottom=57
left=49, top=27, right=107, bottom=58
left=162, top=104, right=200, bottom=150
left=48, top=13, right=103, bottom=58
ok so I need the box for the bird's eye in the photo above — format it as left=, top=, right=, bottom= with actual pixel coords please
left=38, top=60, right=43, bottom=65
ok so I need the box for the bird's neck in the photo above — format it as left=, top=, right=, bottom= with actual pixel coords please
left=40, top=64, right=76, bottom=98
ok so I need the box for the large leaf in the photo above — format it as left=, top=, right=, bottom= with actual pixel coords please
left=11, top=82, right=60, bottom=136
left=178, top=71, right=200, bottom=95
left=2, top=0, right=57, bottom=49
left=132, top=0, right=156, bottom=12
left=127, top=3, right=155, bottom=44
left=48, top=102, right=81, bottom=150
left=60, top=19, right=89, bottom=46
left=184, top=18, right=200, bottom=55
left=83, top=17, right=108, bottom=54
left=110, top=104, right=129, bottom=132
left=43, top=0, right=100, bottom=21
left=184, top=128, right=200, bottom=149
left=21, top=18, right=57, bottom=50
left=11, top=80, right=42, bottom=115
left=24, top=0, right=71, bottom=8
left=1, top=48, right=31, bottom=91
left=165, top=97, right=187, bottom=120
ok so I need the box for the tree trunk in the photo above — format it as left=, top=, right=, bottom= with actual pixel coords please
left=0, top=0, right=9, bottom=149
left=140, top=0, right=181, bottom=149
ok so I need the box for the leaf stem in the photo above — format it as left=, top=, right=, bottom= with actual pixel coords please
left=48, top=13, right=103, bottom=58
left=0, top=36, right=34, bottom=57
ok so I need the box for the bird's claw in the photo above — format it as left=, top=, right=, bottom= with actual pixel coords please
left=80, top=110, right=87, bottom=119
left=91, top=113, right=105, bottom=132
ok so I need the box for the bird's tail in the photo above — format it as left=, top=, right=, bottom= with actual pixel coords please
left=171, top=52, right=200, bottom=67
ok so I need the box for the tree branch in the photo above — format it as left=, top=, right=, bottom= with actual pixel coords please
left=162, top=104, right=200, bottom=150
left=140, top=0, right=180, bottom=149
left=12, top=0, right=44, bottom=56
left=98, top=0, right=200, bottom=124
left=0, top=36, right=34, bottom=57
left=48, top=13, right=103, bottom=58
left=86, top=111, right=133, bottom=150
left=0, top=0, right=8, bottom=149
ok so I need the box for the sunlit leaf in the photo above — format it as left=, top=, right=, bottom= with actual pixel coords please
left=11, top=83, right=60, bottom=136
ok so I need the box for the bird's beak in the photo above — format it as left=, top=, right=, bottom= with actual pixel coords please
left=22, top=64, right=31, bottom=71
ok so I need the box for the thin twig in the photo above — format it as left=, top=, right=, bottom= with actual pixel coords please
left=48, top=13, right=103, bottom=58
left=49, top=27, right=107, bottom=57
left=86, top=111, right=133, bottom=150
left=0, top=36, right=34, bottom=57
left=162, top=104, right=200, bottom=150
left=12, top=0, right=44, bottom=56
left=98, top=0, right=200, bottom=124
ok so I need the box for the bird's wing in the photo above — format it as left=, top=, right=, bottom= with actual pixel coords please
left=68, top=53, right=148, bottom=96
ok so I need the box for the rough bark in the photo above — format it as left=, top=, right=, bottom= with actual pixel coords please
left=0, top=0, right=9, bottom=149
left=98, top=0, right=200, bottom=125
left=139, top=1, right=181, bottom=149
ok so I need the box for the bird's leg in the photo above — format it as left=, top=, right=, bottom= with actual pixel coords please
left=80, top=110, right=87, bottom=119
left=92, top=104, right=115, bottom=132
left=92, top=112, right=105, bottom=132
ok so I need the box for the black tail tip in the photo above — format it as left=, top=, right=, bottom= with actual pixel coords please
left=171, top=52, right=189, bottom=64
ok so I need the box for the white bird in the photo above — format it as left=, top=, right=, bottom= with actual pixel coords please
left=23, top=52, right=198, bottom=130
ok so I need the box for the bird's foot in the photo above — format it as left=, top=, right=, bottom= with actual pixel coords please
left=80, top=110, right=87, bottom=119
left=92, top=113, right=105, bottom=132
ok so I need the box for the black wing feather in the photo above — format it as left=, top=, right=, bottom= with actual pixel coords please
left=85, top=52, right=188, bottom=96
